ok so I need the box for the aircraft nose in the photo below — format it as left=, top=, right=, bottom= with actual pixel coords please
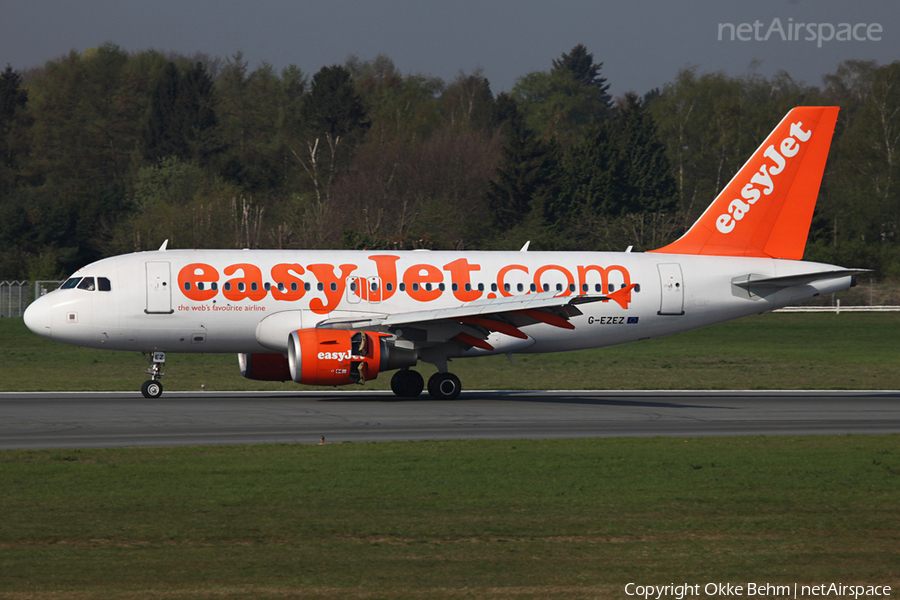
left=23, top=296, right=52, bottom=339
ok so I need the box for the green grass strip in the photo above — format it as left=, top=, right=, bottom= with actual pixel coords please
left=2, top=313, right=900, bottom=391
left=0, top=436, right=898, bottom=598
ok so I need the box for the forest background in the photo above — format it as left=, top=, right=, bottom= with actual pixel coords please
left=1, top=43, right=898, bottom=281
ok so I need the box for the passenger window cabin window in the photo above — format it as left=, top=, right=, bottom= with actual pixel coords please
left=350, top=281, right=357, bottom=292
left=438, top=283, right=445, bottom=291
left=224, top=283, right=231, bottom=291
left=478, top=283, right=484, bottom=292
left=609, top=284, right=615, bottom=293
left=330, top=282, right=337, bottom=292
left=516, top=283, right=523, bottom=292
left=98, top=277, right=111, bottom=292
left=386, top=282, right=393, bottom=292
left=305, top=283, right=311, bottom=291
left=317, top=283, right=324, bottom=291
left=491, top=283, right=498, bottom=292
left=569, top=284, right=576, bottom=292
left=582, top=284, right=588, bottom=292
left=77, top=277, right=95, bottom=291
left=399, top=283, right=406, bottom=292
left=184, top=282, right=191, bottom=291
left=211, top=282, right=218, bottom=291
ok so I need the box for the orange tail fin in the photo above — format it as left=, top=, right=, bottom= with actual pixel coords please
left=650, top=106, right=839, bottom=259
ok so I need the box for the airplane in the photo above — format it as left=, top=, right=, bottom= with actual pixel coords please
left=24, top=106, right=866, bottom=399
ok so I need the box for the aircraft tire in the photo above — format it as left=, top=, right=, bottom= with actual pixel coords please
left=427, top=372, right=461, bottom=400
left=141, top=380, right=163, bottom=399
left=391, top=370, right=424, bottom=398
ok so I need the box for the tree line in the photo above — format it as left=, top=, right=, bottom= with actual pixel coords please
left=1, top=43, right=898, bottom=280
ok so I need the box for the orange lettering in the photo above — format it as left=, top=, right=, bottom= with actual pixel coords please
left=534, top=264, right=574, bottom=297
left=497, top=264, right=528, bottom=297
left=178, top=263, right=219, bottom=301
left=403, top=263, right=443, bottom=302
left=443, top=258, right=482, bottom=302
left=307, top=263, right=356, bottom=314
left=270, top=263, right=306, bottom=301
left=368, top=255, right=400, bottom=301
left=223, top=264, right=266, bottom=302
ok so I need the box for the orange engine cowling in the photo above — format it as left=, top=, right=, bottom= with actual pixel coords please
left=287, top=329, right=383, bottom=386
left=238, top=353, right=292, bottom=381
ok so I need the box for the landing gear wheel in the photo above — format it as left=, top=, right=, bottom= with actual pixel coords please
left=141, top=380, right=163, bottom=399
left=391, top=369, right=424, bottom=398
left=427, top=372, right=461, bottom=400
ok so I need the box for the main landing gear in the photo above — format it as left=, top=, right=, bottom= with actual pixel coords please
left=141, top=351, right=166, bottom=398
left=390, top=369, right=462, bottom=400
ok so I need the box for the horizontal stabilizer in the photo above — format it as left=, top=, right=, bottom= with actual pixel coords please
left=731, top=269, right=870, bottom=290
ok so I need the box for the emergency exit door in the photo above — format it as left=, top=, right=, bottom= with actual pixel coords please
left=146, top=261, right=173, bottom=314
left=657, top=263, right=684, bottom=315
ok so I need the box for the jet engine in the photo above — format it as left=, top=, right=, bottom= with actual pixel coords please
left=286, top=329, right=416, bottom=386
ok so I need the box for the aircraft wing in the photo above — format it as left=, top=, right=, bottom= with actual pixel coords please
left=316, top=285, right=637, bottom=351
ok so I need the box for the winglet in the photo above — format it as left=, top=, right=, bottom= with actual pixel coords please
left=650, top=106, right=839, bottom=260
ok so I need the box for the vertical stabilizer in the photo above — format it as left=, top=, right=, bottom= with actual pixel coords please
left=650, top=106, right=839, bottom=259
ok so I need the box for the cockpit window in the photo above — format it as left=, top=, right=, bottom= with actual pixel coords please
left=77, top=277, right=96, bottom=291
left=98, top=277, right=111, bottom=292
left=61, top=278, right=81, bottom=289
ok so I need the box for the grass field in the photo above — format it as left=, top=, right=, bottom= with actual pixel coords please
left=2, top=312, right=899, bottom=392
left=2, top=315, right=899, bottom=598
left=1, top=436, right=898, bottom=599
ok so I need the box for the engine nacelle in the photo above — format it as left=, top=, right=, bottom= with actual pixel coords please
left=238, top=353, right=292, bottom=381
left=286, top=329, right=417, bottom=386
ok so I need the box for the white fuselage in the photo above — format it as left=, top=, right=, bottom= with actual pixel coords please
left=24, top=249, right=853, bottom=359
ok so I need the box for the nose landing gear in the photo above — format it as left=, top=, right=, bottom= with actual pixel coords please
left=141, top=351, right=166, bottom=398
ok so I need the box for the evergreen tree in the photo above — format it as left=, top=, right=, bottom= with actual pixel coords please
left=612, top=92, right=678, bottom=215
left=486, top=93, right=557, bottom=231
left=552, top=43, right=610, bottom=96
left=301, top=65, right=369, bottom=142
left=294, top=65, right=370, bottom=205
left=548, top=93, right=677, bottom=249
left=0, top=65, right=29, bottom=193
left=142, top=61, right=218, bottom=163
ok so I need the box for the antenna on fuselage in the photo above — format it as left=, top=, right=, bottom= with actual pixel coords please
left=158, top=239, right=169, bottom=251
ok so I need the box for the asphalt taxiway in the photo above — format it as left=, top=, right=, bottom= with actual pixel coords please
left=0, top=389, right=898, bottom=449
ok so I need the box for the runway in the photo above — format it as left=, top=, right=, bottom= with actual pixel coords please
left=0, top=389, right=898, bottom=449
